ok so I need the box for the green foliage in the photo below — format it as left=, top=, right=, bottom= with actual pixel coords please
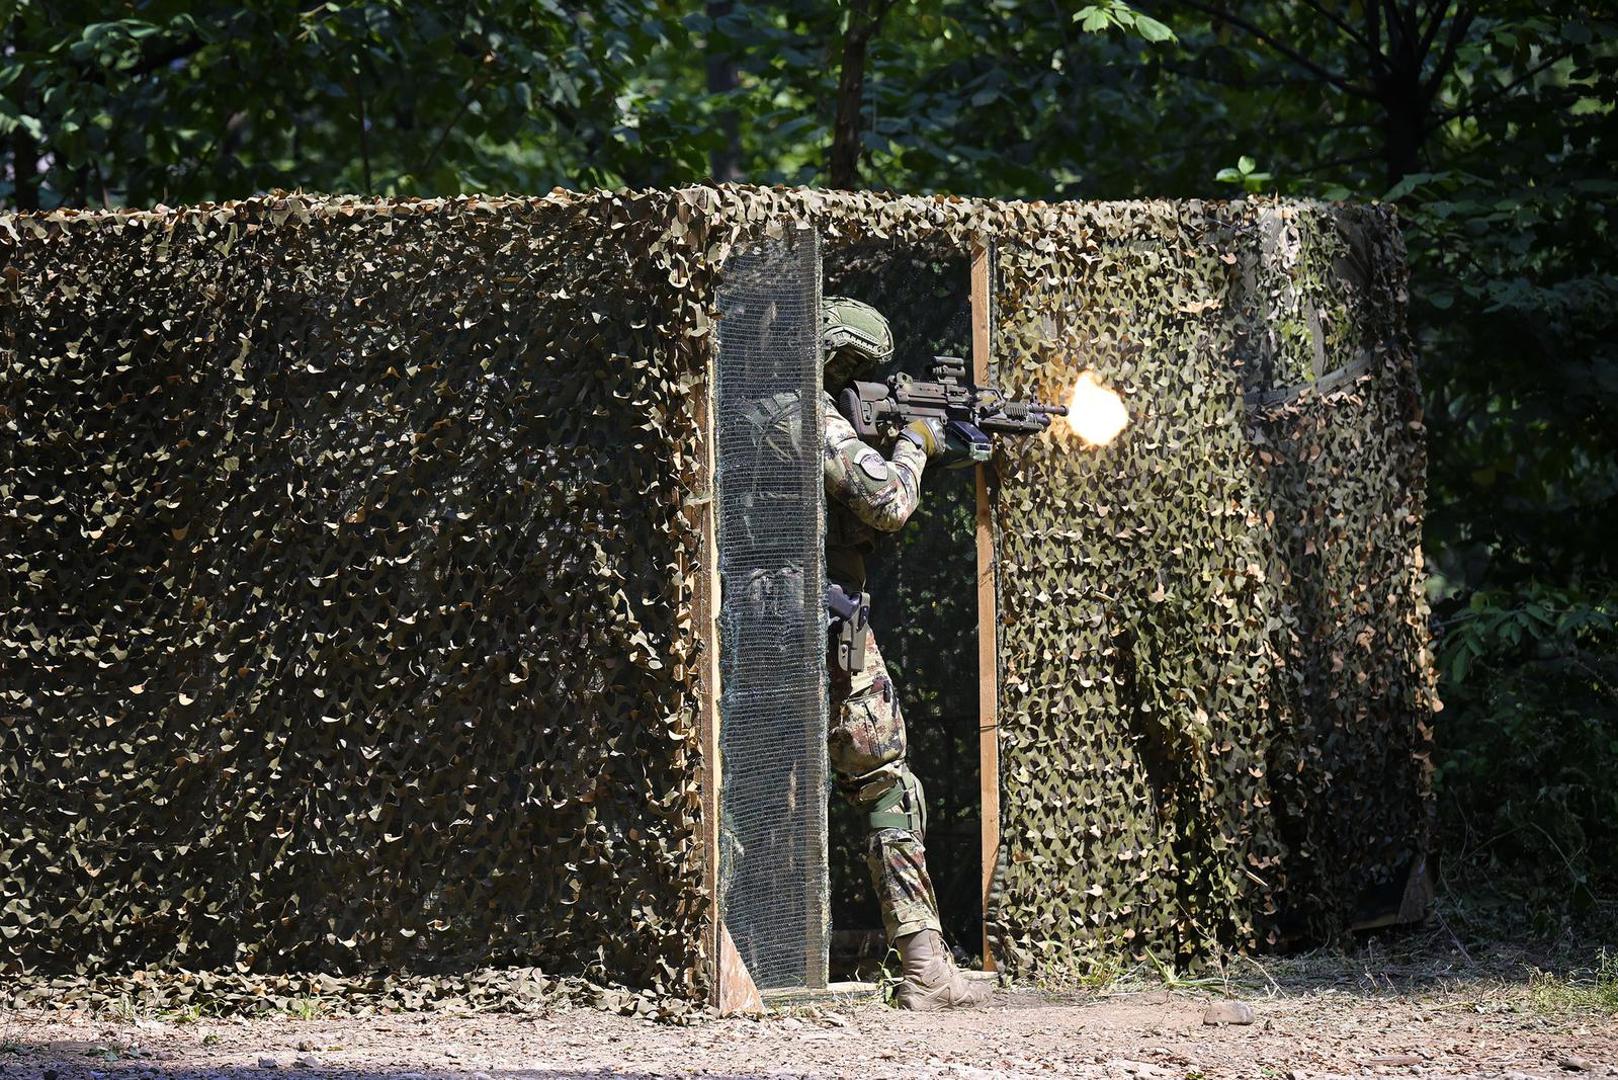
left=285, top=996, right=323, bottom=1021
left=1073, top=3, right=1177, bottom=44
left=1436, top=586, right=1618, bottom=918
left=1214, top=156, right=1271, bottom=194
left=0, top=0, right=715, bottom=204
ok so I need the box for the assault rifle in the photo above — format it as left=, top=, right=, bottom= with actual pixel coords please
left=837, top=355, right=1068, bottom=462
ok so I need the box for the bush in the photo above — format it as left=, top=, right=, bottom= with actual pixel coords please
left=1435, top=585, right=1618, bottom=929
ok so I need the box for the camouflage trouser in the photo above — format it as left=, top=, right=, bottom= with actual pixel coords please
left=827, top=630, right=943, bottom=942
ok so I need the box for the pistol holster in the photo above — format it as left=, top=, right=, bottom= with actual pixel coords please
left=825, top=583, right=871, bottom=674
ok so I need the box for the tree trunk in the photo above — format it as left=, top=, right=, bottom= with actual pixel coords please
left=706, top=0, right=742, bottom=182
left=828, top=0, right=891, bottom=190
left=1380, top=87, right=1425, bottom=187
left=1372, top=1, right=1476, bottom=187
left=1373, top=3, right=1424, bottom=187
left=10, top=123, right=40, bottom=212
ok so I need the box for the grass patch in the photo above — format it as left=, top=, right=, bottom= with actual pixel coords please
left=284, top=996, right=323, bottom=1021
left=108, top=993, right=142, bottom=1022
left=158, top=1002, right=221, bottom=1025
left=1142, top=949, right=1226, bottom=992
left=1529, top=949, right=1618, bottom=1015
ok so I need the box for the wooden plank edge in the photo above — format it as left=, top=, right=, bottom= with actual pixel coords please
left=700, top=300, right=763, bottom=1013
left=804, top=228, right=831, bottom=990
left=718, top=922, right=765, bottom=1016
left=700, top=334, right=765, bottom=1015
left=696, top=338, right=730, bottom=1008
left=970, top=238, right=1001, bottom=974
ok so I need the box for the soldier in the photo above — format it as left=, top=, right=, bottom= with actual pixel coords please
left=819, top=296, right=991, bottom=1011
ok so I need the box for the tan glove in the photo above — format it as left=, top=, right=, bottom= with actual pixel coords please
left=899, top=416, right=947, bottom=457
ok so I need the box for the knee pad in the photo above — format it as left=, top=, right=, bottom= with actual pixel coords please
left=867, top=766, right=926, bottom=840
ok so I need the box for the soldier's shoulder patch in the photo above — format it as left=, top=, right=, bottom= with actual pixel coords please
left=856, top=451, right=890, bottom=482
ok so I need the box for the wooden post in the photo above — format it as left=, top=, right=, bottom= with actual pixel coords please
left=805, top=236, right=830, bottom=990
left=698, top=344, right=761, bottom=1015
left=971, top=239, right=1000, bottom=973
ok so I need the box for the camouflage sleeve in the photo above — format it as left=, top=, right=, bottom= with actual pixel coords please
left=822, top=394, right=927, bottom=532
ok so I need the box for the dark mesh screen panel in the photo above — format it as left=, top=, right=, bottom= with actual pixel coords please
left=714, top=229, right=828, bottom=990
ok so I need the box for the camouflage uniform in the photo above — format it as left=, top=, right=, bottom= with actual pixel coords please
left=821, top=394, right=944, bottom=942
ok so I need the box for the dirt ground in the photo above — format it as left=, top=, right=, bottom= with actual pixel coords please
left=3, top=951, right=1615, bottom=1080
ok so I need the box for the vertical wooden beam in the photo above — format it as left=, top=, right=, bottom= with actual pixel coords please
left=971, top=239, right=1000, bottom=973
left=698, top=341, right=761, bottom=1014
left=696, top=344, right=724, bottom=1007
left=804, top=232, right=830, bottom=990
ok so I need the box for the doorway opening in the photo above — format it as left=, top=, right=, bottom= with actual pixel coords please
left=822, top=240, right=983, bottom=978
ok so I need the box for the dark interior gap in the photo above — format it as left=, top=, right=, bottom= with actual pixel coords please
left=822, top=240, right=983, bottom=976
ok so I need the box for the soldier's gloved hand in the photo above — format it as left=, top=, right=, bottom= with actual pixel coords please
left=899, top=417, right=947, bottom=458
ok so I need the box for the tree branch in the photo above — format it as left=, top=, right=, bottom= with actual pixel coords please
left=1304, top=149, right=1387, bottom=174
left=126, top=32, right=207, bottom=79
left=1426, top=44, right=1581, bottom=132
left=1384, top=0, right=1418, bottom=47
left=1132, top=116, right=1372, bottom=167
left=1420, top=4, right=1476, bottom=102
left=1297, top=0, right=1372, bottom=52
left=704, top=0, right=742, bottom=182
left=418, top=55, right=496, bottom=183
left=1163, top=0, right=1377, bottom=100
left=60, top=27, right=210, bottom=88
left=1367, top=0, right=1383, bottom=72
left=1413, top=0, right=1447, bottom=64
left=1160, top=63, right=1318, bottom=91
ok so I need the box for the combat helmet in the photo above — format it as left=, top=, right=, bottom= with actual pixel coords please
left=821, top=296, right=894, bottom=390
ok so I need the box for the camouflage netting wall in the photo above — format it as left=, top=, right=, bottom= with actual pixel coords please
left=0, top=192, right=719, bottom=998
left=697, top=189, right=1434, bottom=979
left=988, top=201, right=1438, bottom=973
left=2, top=186, right=1436, bottom=997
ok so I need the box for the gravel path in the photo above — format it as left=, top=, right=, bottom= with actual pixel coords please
left=3, top=977, right=1614, bottom=1079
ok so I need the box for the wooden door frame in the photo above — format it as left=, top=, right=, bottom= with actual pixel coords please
left=971, top=239, right=1000, bottom=973
left=706, top=236, right=1002, bottom=1006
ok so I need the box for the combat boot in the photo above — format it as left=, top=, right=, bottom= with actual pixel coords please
left=893, top=929, right=992, bottom=1011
